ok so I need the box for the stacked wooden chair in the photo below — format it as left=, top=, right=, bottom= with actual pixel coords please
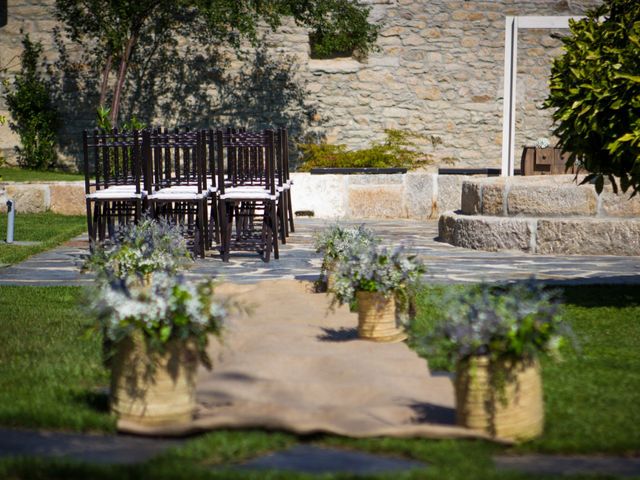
left=143, top=128, right=210, bottom=258
left=215, top=129, right=280, bottom=262
left=83, top=129, right=144, bottom=245
left=82, top=126, right=292, bottom=261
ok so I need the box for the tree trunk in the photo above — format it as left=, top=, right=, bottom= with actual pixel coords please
left=99, top=54, right=113, bottom=108
left=110, top=35, right=137, bottom=126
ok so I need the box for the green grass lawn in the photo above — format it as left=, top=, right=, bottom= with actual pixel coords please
left=0, top=167, right=84, bottom=182
left=0, top=284, right=638, bottom=479
left=0, top=212, right=87, bottom=265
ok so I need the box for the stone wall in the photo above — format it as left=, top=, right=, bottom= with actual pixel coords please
left=0, top=181, right=86, bottom=215
left=0, top=0, right=602, bottom=170
left=288, top=172, right=475, bottom=219
left=0, top=173, right=471, bottom=218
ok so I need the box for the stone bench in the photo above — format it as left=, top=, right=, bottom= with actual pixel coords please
left=439, top=175, right=640, bottom=256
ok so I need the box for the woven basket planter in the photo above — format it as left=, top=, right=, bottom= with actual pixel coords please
left=356, top=291, right=407, bottom=343
left=110, top=333, right=198, bottom=428
left=455, top=355, right=544, bottom=442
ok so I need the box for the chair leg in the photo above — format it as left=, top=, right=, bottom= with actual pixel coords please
left=276, top=192, right=287, bottom=245
left=270, top=201, right=279, bottom=260
left=262, top=211, right=271, bottom=263
left=86, top=199, right=95, bottom=252
left=219, top=201, right=230, bottom=262
left=201, top=199, right=209, bottom=253
left=209, top=197, right=220, bottom=248
left=287, top=189, right=295, bottom=233
left=97, top=202, right=106, bottom=243
left=197, top=200, right=206, bottom=258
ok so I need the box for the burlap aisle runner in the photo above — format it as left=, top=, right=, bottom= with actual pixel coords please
left=118, top=280, right=498, bottom=441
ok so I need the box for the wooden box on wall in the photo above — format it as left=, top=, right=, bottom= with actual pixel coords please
left=520, top=147, right=575, bottom=176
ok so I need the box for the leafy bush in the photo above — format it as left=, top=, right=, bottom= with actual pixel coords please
left=3, top=34, right=59, bottom=170
left=544, top=0, right=640, bottom=194
left=304, top=0, right=380, bottom=60
left=0, top=114, right=5, bottom=171
left=418, top=280, right=572, bottom=371
left=96, top=106, right=145, bottom=132
left=298, top=129, right=443, bottom=171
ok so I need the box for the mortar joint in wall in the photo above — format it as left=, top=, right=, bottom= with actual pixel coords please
left=529, top=218, right=538, bottom=254
left=596, top=190, right=603, bottom=217
left=503, top=179, right=511, bottom=217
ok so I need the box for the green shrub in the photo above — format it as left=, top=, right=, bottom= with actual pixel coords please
left=0, top=114, right=6, bottom=171
left=544, top=0, right=640, bottom=194
left=3, top=34, right=59, bottom=170
left=304, top=0, right=379, bottom=60
left=95, top=106, right=145, bottom=132
left=297, top=129, right=443, bottom=171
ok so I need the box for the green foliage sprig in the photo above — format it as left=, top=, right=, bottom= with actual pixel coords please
left=304, top=0, right=380, bottom=59
left=314, top=224, right=378, bottom=283
left=0, top=114, right=6, bottom=170
left=3, top=34, right=59, bottom=170
left=298, top=130, right=444, bottom=171
left=88, top=273, right=227, bottom=369
left=544, top=0, right=640, bottom=195
left=96, top=106, right=145, bottom=132
left=84, top=217, right=192, bottom=282
left=330, top=243, right=425, bottom=317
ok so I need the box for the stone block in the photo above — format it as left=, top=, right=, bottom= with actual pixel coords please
left=438, top=213, right=534, bottom=252
left=507, top=184, right=597, bottom=217
left=49, top=182, right=86, bottom=216
left=308, top=59, right=362, bottom=74
left=289, top=173, right=348, bottom=219
left=404, top=172, right=436, bottom=219
left=349, top=173, right=404, bottom=185
left=460, top=181, right=481, bottom=215
left=4, top=184, right=50, bottom=213
left=348, top=185, right=404, bottom=219
left=482, top=184, right=506, bottom=216
left=536, top=219, right=640, bottom=256
left=436, top=175, right=468, bottom=215
left=598, top=188, right=640, bottom=218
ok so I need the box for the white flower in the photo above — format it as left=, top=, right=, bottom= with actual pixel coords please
left=535, top=137, right=550, bottom=148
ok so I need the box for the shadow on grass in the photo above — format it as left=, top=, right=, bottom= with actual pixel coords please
left=73, top=389, right=110, bottom=414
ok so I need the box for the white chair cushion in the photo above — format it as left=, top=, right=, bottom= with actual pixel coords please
left=86, top=187, right=144, bottom=200
left=219, top=190, right=278, bottom=201
left=149, top=186, right=205, bottom=200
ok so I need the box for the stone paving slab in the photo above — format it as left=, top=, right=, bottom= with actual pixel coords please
left=0, top=428, right=181, bottom=465
left=1, top=219, right=639, bottom=286
left=235, top=445, right=427, bottom=475
left=494, top=455, right=640, bottom=478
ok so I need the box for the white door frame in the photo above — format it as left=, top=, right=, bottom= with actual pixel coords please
left=500, top=16, right=583, bottom=176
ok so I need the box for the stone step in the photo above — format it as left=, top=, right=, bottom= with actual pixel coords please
left=438, top=212, right=640, bottom=256
left=461, top=175, right=640, bottom=218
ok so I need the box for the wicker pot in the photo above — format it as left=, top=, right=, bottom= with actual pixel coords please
left=356, top=291, right=407, bottom=343
left=455, top=355, right=544, bottom=442
left=110, top=333, right=198, bottom=428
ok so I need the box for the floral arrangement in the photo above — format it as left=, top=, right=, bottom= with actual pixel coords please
left=535, top=137, right=551, bottom=149
left=84, top=217, right=192, bottom=282
left=89, top=273, right=227, bottom=368
left=422, top=280, right=572, bottom=370
left=331, top=243, right=425, bottom=311
left=314, top=224, right=379, bottom=283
